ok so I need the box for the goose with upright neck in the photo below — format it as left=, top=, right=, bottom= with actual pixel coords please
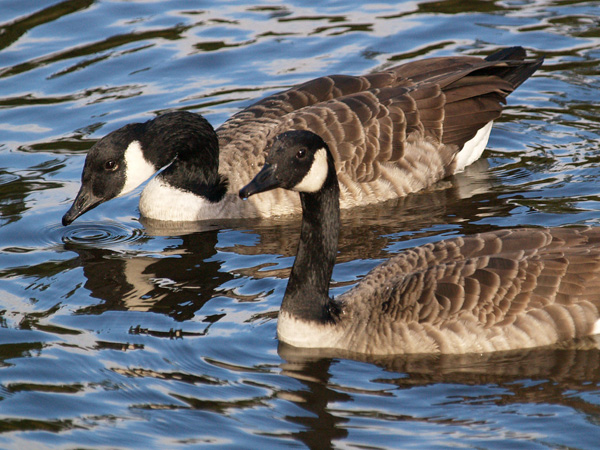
left=239, top=130, right=600, bottom=355
left=63, top=47, right=542, bottom=225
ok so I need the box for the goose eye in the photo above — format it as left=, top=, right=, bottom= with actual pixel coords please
left=296, top=149, right=306, bottom=159
left=104, top=160, right=118, bottom=171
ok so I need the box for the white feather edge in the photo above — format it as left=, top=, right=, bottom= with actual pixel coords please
left=592, top=319, right=600, bottom=336
left=454, top=121, right=493, bottom=172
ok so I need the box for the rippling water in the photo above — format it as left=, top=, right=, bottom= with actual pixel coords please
left=1, top=1, right=600, bottom=449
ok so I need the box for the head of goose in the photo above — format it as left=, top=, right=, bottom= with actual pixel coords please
left=62, top=112, right=220, bottom=226
left=240, top=130, right=332, bottom=197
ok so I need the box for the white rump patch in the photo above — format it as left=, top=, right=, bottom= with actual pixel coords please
left=293, top=147, right=328, bottom=193
left=454, top=121, right=493, bottom=172
left=119, top=140, right=157, bottom=196
left=592, top=319, right=600, bottom=336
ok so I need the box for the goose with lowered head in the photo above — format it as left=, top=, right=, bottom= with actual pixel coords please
left=63, top=47, right=542, bottom=225
left=239, top=130, right=600, bottom=355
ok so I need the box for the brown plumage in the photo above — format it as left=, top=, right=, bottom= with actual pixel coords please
left=345, top=227, right=600, bottom=354
left=220, top=47, right=542, bottom=216
left=240, top=130, right=600, bottom=355
left=63, top=47, right=542, bottom=224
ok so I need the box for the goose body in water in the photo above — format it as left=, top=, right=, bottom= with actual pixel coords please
left=63, top=47, right=541, bottom=225
left=239, top=131, right=600, bottom=355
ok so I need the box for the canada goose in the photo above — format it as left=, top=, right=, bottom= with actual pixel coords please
left=63, top=47, right=542, bottom=225
left=239, top=130, right=600, bottom=355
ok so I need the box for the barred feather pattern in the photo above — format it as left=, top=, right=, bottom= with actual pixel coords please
left=218, top=53, right=541, bottom=218
left=323, top=228, right=600, bottom=354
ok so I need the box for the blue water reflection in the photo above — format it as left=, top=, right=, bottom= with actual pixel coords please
left=1, top=0, right=600, bottom=448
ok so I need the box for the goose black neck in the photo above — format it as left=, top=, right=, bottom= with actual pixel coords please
left=142, top=111, right=227, bottom=202
left=283, top=161, right=340, bottom=323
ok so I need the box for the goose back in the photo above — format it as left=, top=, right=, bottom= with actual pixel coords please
left=220, top=48, right=542, bottom=217
left=326, top=227, right=600, bottom=354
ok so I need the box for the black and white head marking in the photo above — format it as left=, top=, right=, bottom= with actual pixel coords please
left=119, top=140, right=157, bottom=196
left=62, top=123, right=156, bottom=225
left=268, top=130, right=332, bottom=192
left=238, top=130, right=332, bottom=200
left=292, top=146, right=329, bottom=193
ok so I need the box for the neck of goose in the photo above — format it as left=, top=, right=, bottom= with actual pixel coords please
left=142, top=112, right=227, bottom=202
left=282, top=163, right=340, bottom=323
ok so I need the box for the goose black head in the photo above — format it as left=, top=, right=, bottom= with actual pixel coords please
left=62, top=111, right=217, bottom=226
left=239, top=130, right=332, bottom=199
left=62, top=122, right=156, bottom=226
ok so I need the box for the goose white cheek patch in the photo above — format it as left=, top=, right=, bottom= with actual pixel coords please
left=119, top=140, right=157, bottom=196
left=293, top=148, right=328, bottom=193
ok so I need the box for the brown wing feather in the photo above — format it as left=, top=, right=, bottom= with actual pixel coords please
left=347, top=228, right=600, bottom=342
left=217, top=73, right=401, bottom=146
left=217, top=50, right=542, bottom=196
left=282, top=89, right=415, bottom=182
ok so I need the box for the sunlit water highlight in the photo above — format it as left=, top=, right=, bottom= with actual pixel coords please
left=1, top=1, right=600, bottom=449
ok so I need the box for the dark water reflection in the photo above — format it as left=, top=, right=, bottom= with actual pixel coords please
left=1, top=0, right=600, bottom=448
left=59, top=160, right=496, bottom=324
left=66, top=229, right=228, bottom=321
left=279, top=341, right=600, bottom=450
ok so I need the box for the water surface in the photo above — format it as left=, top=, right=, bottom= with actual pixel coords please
left=1, top=0, right=600, bottom=448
